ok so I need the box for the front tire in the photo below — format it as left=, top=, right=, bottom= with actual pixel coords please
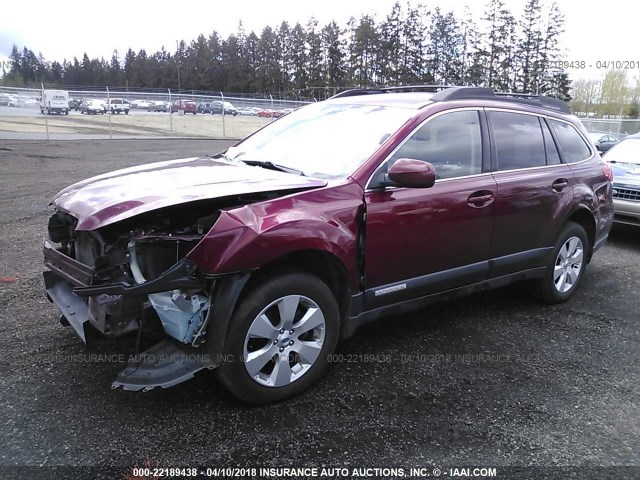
left=534, top=222, right=589, bottom=304
left=217, top=271, right=339, bottom=404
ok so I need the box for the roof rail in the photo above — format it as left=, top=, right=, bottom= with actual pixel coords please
left=330, top=88, right=386, bottom=99
left=331, top=85, right=571, bottom=114
left=330, top=84, right=454, bottom=99
left=431, top=86, right=570, bottom=114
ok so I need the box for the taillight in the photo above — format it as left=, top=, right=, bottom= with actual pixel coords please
left=603, top=163, right=613, bottom=182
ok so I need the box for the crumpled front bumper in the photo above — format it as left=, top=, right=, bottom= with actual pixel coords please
left=43, top=240, right=252, bottom=391
left=43, top=240, right=94, bottom=343
left=43, top=270, right=92, bottom=343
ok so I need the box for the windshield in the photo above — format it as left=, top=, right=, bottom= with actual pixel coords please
left=226, top=102, right=416, bottom=179
left=605, top=138, right=640, bottom=165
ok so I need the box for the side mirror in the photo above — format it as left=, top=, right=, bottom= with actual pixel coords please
left=386, top=158, right=436, bottom=188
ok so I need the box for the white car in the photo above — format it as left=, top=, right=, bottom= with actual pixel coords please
left=131, top=99, right=153, bottom=109
left=80, top=100, right=105, bottom=115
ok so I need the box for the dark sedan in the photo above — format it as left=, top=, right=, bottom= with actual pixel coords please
left=69, top=98, right=84, bottom=111
left=588, top=132, right=620, bottom=153
left=210, top=100, right=238, bottom=116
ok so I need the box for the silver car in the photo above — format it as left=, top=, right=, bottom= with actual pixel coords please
left=605, top=135, right=640, bottom=226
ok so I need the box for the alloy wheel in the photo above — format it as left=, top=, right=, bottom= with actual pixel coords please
left=243, top=295, right=326, bottom=388
left=553, top=236, right=584, bottom=293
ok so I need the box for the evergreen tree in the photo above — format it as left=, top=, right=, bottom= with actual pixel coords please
left=480, top=0, right=517, bottom=91
left=256, top=26, right=282, bottom=93
left=517, top=0, right=543, bottom=93
left=378, top=2, right=403, bottom=84
left=1, top=2, right=572, bottom=96
left=349, top=15, right=379, bottom=86
left=306, top=18, right=324, bottom=94
left=289, top=23, right=308, bottom=93
left=321, top=21, right=347, bottom=94
left=538, top=1, right=566, bottom=96
left=459, top=7, right=485, bottom=86
left=426, top=8, right=464, bottom=85
left=400, top=3, right=426, bottom=84
left=277, top=21, right=292, bottom=93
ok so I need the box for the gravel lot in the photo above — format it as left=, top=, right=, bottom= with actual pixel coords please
left=0, top=140, right=638, bottom=479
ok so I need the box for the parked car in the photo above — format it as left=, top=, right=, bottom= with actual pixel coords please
left=43, top=86, right=614, bottom=404
left=237, top=106, right=261, bottom=116
left=131, top=99, right=153, bottom=109
left=210, top=100, right=238, bottom=116
left=257, top=108, right=274, bottom=118
left=80, top=100, right=105, bottom=115
left=602, top=135, right=640, bottom=226
left=197, top=102, right=212, bottom=114
left=588, top=132, right=620, bottom=153
left=108, top=98, right=130, bottom=114
left=171, top=99, right=197, bottom=114
left=68, top=98, right=84, bottom=111
left=0, top=94, right=18, bottom=106
left=92, top=99, right=108, bottom=113
left=148, top=101, right=169, bottom=112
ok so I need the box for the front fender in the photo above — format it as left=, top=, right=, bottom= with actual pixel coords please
left=185, top=182, right=363, bottom=290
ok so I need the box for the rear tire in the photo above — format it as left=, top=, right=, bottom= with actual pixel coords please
left=534, top=221, right=589, bottom=304
left=217, top=271, right=339, bottom=404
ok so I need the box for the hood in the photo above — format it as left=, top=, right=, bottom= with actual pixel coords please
left=611, top=163, right=640, bottom=189
left=53, top=157, right=327, bottom=230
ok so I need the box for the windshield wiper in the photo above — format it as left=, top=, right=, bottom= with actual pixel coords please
left=210, top=152, right=234, bottom=162
left=240, top=160, right=305, bottom=176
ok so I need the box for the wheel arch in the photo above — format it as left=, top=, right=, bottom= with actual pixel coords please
left=239, top=249, right=352, bottom=327
left=566, top=207, right=596, bottom=262
left=207, top=249, right=353, bottom=363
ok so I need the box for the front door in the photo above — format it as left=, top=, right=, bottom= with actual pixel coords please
left=363, top=109, right=496, bottom=310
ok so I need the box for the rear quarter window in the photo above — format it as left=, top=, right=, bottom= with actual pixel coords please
left=549, top=119, right=592, bottom=163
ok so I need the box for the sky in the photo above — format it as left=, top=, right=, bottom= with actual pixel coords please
left=0, top=0, right=636, bottom=83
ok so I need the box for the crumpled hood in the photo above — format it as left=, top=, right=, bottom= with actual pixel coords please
left=611, top=163, right=640, bottom=189
left=53, top=157, right=327, bottom=230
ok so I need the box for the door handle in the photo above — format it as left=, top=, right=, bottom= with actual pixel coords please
left=552, top=178, right=569, bottom=192
left=467, top=191, right=494, bottom=208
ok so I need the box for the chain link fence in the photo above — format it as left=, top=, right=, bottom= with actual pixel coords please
left=5, top=84, right=638, bottom=141
left=0, top=85, right=312, bottom=140
left=578, top=118, right=640, bottom=137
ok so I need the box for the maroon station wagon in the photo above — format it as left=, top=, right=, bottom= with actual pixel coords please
left=43, top=86, right=614, bottom=403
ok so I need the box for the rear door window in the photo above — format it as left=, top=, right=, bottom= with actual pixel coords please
left=549, top=119, right=592, bottom=163
left=489, top=111, right=546, bottom=170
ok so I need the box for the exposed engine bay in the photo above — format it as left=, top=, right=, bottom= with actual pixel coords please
left=43, top=191, right=298, bottom=390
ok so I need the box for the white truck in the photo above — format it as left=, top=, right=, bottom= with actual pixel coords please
left=40, top=90, right=70, bottom=115
left=107, top=98, right=130, bottom=114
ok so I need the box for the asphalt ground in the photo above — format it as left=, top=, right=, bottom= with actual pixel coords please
left=0, top=140, right=638, bottom=480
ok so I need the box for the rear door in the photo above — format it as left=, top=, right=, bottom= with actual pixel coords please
left=487, top=110, right=574, bottom=277
left=363, top=109, right=497, bottom=310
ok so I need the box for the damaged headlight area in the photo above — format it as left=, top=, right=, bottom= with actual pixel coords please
left=43, top=207, right=222, bottom=390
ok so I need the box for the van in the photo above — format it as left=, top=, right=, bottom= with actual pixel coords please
left=40, top=90, right=70, bottom=115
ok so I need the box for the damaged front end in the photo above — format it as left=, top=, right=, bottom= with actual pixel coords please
left=43, top=207, right=221, bottom=391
